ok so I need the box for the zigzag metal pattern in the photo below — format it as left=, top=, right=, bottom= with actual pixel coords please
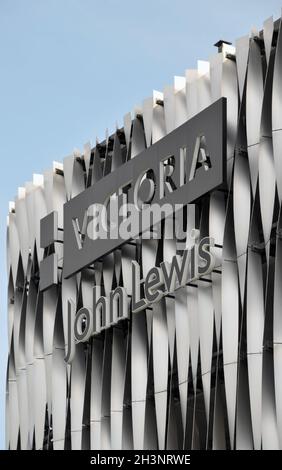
left=6, top=14, right=282, bottom=450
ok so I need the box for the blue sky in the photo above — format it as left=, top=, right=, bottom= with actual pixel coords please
left=0, top=0, right=281, bottom=450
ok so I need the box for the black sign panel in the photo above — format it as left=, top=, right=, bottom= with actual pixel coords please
left=63, top=98, right=226, bottom=278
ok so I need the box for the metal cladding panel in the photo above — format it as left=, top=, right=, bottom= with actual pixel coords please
left=5, top=14, right=282, bottom=450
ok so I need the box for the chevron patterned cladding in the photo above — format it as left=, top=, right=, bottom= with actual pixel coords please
left=6, top=14, right=282, bottom=450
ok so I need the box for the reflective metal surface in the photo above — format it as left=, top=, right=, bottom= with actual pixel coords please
left=6, top=14, right=282, bottom=450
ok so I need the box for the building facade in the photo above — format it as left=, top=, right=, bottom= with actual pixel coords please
left=6, top=14, right=282, bottom=450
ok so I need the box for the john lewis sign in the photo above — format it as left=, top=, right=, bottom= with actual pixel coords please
left=65, top=233, right=215, bottom=363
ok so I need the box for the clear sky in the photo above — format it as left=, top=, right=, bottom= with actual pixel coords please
left=0, top=0, right=281, bottom=450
